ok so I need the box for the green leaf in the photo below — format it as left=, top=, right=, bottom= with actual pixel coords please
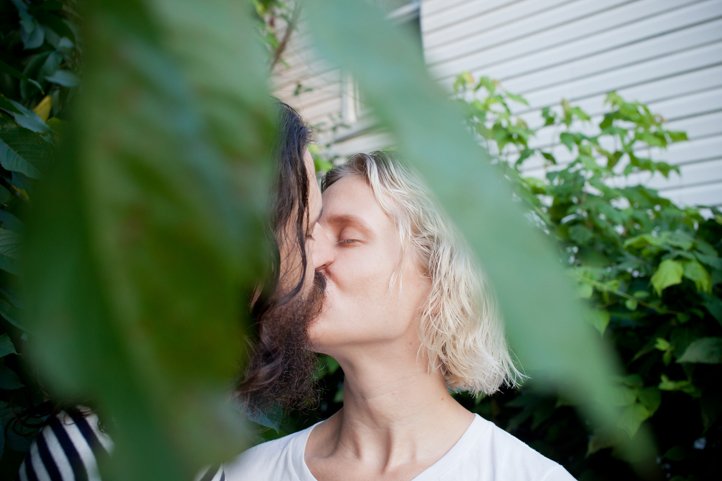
left=0, top=228, right=20, bottom=259
left=618, top=403, right=651, bottom=437
left=0, top=95, right=50, bottom=134
left=0, top=137, right=41, bottom=179
left=702, top=294, right=722, bottom=324
left=637, top=387, right=661, bottom=415
left=0, top=365, right=24, bottom=390
left=540, top=151, right=556, bottom=164
left=23, top=1, right=275, bottom=479
left=589, top=310, right=610, bottom=335
left=560, top=132, right=576, bottom=151
left=683, top=260, right=711, bottom=293
left=651, top=259, right=684, bottom=295
left=506, top=92, right=529, bottom=106
left=667, top=130, right=688, bottom=142
left=677, top=338, right=722, bottom=364
left=625, top=298, right=638, bottom=311
left=306, top=0, right=628, bottom=458
left=0, top=334, right=17, bottom=357
left=45, top=69, right=80, bottom=87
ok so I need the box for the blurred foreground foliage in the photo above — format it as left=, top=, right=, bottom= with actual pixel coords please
left=0, top=0, right=704, bottom=479
left=298, top=75, right=722, bottom=480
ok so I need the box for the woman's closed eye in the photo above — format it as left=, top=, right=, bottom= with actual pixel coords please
left=337, top=238, right=360, bottom=246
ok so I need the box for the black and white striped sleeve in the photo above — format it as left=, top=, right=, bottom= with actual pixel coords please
left=195, top=464, right=225, bottom=481
left=18, top=409, right=112, bottom=481
left=18, top=408, right=226, bottom=481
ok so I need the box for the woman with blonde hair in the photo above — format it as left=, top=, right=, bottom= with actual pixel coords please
left=227, top=151, right=575, bottom=481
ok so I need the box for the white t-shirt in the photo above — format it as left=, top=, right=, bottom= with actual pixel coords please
left=225, top=414, right=576, bottom=480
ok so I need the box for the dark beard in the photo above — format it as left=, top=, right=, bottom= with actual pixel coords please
left=237, top=272, right=326, bottom=416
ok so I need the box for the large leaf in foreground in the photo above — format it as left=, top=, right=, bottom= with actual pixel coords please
left=305, top=0, right=648, bottom=460
left=22, top=1, right=273, bottom=479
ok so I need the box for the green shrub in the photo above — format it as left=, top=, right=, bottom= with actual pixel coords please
left=0, top=1, right=78, bottom=475
left=448, top=74, right=721, bottom=480
left=294, top=74, right=721, bottom=480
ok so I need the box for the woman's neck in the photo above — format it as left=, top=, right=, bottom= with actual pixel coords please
left=312, top=351, right=473, bottom=472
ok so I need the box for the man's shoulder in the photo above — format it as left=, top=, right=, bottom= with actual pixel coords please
left=224, top=424, right=316, bottom=481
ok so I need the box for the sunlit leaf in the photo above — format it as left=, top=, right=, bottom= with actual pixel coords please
left=651, top=259, right=683, bottom=295
left=683, top=260, right=711, bottom=294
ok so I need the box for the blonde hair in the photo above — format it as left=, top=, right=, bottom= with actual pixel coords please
left=323, top=152, right=523, bottom=396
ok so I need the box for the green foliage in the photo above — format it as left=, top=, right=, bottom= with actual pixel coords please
left=304, top=0, right=628, bottom=463
left=447, top=73, right=721, bottom=479
left=0, top=0, right=78, bottom=476
left=1, top=1, right=691, bottom=479
left=20, top=0, right=278, bottom=479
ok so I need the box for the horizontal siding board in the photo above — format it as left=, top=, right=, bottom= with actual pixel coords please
left=636, top=157, right=722, bottom=191
left=496, top=20, right=722, bottom=98
left=426, top=0, right=635, bottom=65
left=662, top=182, right=722, bottom=206
left=275, top=0, right=722, bottom=205
left=331, top=131, right=393, bottom=157
left=515, top=65, right=722, bottom=135
left=514, top=41, right=722, bottom=113
left=526, top=88, right=722, bottom=148
left=522, top=135, right=722, bottom=175
left=422, top=0, right=565, bottom=37
left=433, top=2, right=719, bottom=93
left=427, top=0, right=704, bottom=74
left=422, top=0, right=478, bottom=17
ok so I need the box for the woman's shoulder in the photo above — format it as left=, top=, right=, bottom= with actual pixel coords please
left=467, top=415, right=576, bottom=480
left=224, top=423, right=318, bottom=481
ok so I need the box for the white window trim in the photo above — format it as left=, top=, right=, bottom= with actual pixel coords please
left=339, top=0, right=421, bottom=130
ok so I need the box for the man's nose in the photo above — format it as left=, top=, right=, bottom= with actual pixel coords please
left=310, top=224, right=335, bottom=271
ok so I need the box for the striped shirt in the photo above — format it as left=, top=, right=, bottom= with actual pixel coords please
left=18, top=409, right=224, bottom=481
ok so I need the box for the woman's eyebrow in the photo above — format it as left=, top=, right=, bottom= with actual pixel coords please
left=324, top=213, right=373, bottom=235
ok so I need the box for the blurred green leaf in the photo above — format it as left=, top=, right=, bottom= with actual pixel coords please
left=0, top=137, right=41, bottom=179
left=677, top=338, right=722, bottom=364
left=22, top=1, right=275, bottom=479
left=45, top=69, right=79, bottom=87
left=305, top=0, right=632, bottom=457
left=651, top=259, right=683, bottom=295
left=0, top=95, right=50, bottom=134
left=683, top=260, right=711, bottom=294
left=0, top=334, right=17, bottom=357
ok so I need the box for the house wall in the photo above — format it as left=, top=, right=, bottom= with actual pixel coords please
left=274, top=0, right=722, bottom=206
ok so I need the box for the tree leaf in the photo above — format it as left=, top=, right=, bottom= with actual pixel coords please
left=23, top=1, right=274, bottom=479
left=0, top=137, right=41, bottom=179
left=677, top=338, right=722, bottom=364
left=0, top=334, right=17, bottom=357
left=305, top=0, right=633, bottom=458
left=45, top=69, right=80, bottom=87
left=651, top=259, right=683, bottom=295
left=0, top=95, right=50, bottom=134
left=683, top=260, right=711, bottom=293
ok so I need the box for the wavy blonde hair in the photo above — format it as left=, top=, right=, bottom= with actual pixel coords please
left=322, top=152, right=523, bottom=396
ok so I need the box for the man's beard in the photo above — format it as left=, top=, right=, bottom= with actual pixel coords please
left=237, top=272, right=326, bottom=415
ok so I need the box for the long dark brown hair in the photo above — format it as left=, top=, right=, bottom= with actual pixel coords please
left=235, top=101, right=321, bottom=414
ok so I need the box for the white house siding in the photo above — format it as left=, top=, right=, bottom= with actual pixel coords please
left=422, top=0, right=722, bottom=206
left=274, top=0, right=722, bottom=206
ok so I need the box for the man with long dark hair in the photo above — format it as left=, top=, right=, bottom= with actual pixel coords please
left=19, top=101, right=325, bottom=481
left=236, top=101, right=326, bottom=416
